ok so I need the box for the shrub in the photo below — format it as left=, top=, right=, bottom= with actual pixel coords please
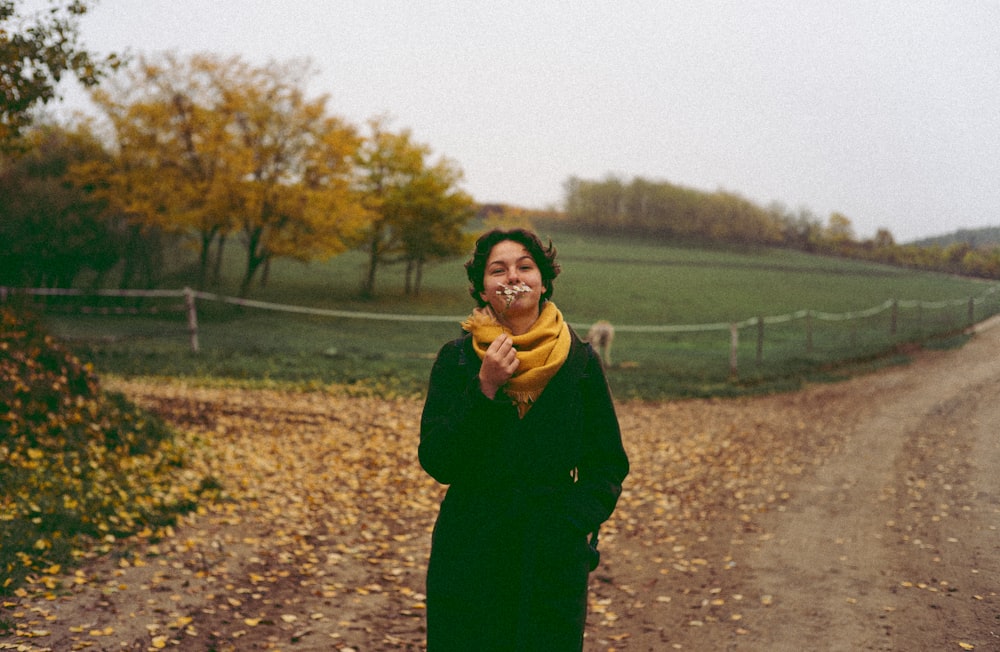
left=1, top=308, right=208, bottom=594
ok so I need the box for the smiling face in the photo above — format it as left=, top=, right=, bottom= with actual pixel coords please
left=480, top=239, right=546, bottom=322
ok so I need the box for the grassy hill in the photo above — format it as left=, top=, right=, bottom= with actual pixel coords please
left=37, top=225, right=1000, bottom=399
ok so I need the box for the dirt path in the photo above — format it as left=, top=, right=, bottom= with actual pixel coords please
left=712, top=319, right=1000, bottom=651
left=3, top=323, right=999, bottom=651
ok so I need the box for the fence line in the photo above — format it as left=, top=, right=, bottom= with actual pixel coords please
left=5, top=284, right=1000, bottom=332
left=5, top=284, right=1000, bottom=377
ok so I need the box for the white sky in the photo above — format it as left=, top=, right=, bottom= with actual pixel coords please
left=24, top=0, right=1000, bottom=243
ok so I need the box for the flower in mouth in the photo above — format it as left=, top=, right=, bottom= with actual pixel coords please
left=496, top=282, right=531, bottom=310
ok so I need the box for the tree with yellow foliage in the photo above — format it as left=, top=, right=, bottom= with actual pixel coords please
left=87, top=52, right=364, bottom=295
left=353, top=116, right=474, bottom=298
left=392, top=159, right=475, bottom=296
left=219, top=57, right=364, bottom=296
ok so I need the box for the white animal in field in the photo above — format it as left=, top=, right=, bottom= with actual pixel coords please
left=586, top=320, right=614, bottom=367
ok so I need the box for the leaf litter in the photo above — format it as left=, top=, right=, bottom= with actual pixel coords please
left=0, top=377, right=856, bottom=651
left=2, top=372, right=995, bottom=650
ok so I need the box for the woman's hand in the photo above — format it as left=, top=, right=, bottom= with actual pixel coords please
left=478, top=333, right=519, bottom=399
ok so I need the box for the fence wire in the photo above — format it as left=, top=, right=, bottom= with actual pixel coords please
left=5, top=285, right=1000, bottom=390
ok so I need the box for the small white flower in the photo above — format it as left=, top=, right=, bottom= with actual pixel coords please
left=496, top=283, right=531, bottom=308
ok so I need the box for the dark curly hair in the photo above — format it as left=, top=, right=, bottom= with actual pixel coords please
left=465, top=228, right=561, bottom=308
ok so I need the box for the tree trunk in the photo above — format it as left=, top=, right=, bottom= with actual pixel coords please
left=414, top=259, right=424, bottom=297
left=362, top=224, right=383, bottom=298
left=197, top=227, right=216, bottom=289
left=260, top=256, right=270, bottom=288
left=240, top=228, right=264, bottom=298
left=239, top=256, right=263, bottom=298
left=404, top=259, right=414, bottom=295
left=212, top=234, right=226, bottom=287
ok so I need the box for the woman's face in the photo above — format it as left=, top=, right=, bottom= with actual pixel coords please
left=479, top=239, right=546, bottom=318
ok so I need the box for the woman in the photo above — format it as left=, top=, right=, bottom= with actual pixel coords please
left=419, top=228, right=629, bottom=650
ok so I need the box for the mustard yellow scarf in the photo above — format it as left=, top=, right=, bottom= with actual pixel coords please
left=461, top=301, right=571, bottom=418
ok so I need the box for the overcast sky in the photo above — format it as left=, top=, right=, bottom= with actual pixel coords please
left=26, top=0, right=1000, bottom=243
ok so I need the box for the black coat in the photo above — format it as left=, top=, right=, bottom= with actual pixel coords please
left=419, top=328, right=629, bottom=651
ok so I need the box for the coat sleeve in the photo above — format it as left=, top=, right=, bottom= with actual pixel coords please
left=418, top=338, right=520, bottom=486
left=564, top=348, right=629, bottom=535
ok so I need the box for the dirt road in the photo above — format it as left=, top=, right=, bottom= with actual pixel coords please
left=736, top=317, right=1000, bottom=652
left=734, top=318, right=1000, bottom=652
left=636, top=318, right=1000, bottom=652
left=4, top=322, right=999, bottom=651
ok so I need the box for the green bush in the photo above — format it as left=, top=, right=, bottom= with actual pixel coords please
left=1, top=308, right=209, bottom=594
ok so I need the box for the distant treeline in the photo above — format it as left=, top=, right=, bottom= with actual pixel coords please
left=912, top=227, right=1000, bottom=250
left=561, top=175, right=1000, bottom=280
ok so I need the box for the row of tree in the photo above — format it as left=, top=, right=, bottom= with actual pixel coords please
left=1, top=52, right=476, bottom=296
left=561, top=175, right=1000, bottom=280
left=3, top=2, right=478, bottom=297
left=91, top=52, right=475, bottom=297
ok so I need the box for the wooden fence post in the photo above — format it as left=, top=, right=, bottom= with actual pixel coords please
left=756, top=315, right=764, bottom=365
left=729, top=323, right=739, bottom=378
left=184, top=287, right=199, bottom=353
left=805, top=311, right=814, bottom=354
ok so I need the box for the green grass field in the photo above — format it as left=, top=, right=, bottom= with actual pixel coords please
left=37, top=225, right=1000, bottom=399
